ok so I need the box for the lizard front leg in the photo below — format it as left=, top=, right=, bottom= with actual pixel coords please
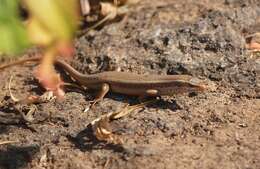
left=90, top=83, right=110, bottom=107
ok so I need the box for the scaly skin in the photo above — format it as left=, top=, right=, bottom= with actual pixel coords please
left=0, top=56, right=213, bottom=102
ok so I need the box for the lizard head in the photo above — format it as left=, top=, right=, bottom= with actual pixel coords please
left=183, top=76, right=217, bottom=93
left=161, top=75, right=217, bottom=95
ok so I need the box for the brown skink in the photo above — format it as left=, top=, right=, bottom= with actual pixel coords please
left=0, top=56, right=211, bottom=103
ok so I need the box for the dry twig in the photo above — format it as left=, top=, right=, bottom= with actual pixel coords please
left=90, top=100, right=156, bottom=144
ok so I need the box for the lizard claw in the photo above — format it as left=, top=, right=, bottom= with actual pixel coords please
left=89, top=99, right=101, bottom=109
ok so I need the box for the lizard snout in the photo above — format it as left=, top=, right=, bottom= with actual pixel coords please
left=189, top=78, right=217, bottom=92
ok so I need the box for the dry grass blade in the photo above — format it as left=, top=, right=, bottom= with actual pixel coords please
left=7, top=74, right=47, bottom=123
left=0, top=140, right=18, bottom=145
left=90, top=99, right=156, bottom=144
left=8, top=74, right=20, bottom=102
left=8, top=74, right=55, bottom=104
left=111, top=99, right=156, bottom=119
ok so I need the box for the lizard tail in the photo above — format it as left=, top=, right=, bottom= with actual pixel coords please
left=0, top=55, right=42, bottom=71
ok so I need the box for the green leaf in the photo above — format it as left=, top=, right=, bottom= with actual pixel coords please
left=0, top=0, right=30, bottom=56
left=25, top=0, right=78, bottom=41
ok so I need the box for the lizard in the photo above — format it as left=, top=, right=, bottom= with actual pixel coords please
left=0, top=56, right=213, bottom=104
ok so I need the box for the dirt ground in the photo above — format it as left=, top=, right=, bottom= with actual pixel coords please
left=0, top=0, right=259, bottom=169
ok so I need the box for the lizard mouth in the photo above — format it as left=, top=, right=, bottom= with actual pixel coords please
left=189, top=78, right=217, bottom=92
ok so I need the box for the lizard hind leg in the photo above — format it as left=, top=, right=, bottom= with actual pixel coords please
left=138, top=89, right=158, bottom=103
left=145, top=89, right=158, bottom=96
left=90, top=83, right=110, bottom=107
